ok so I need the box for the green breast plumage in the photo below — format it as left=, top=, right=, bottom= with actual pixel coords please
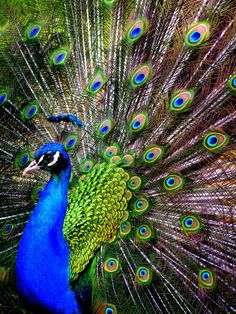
left=63, top=162, right=130, bottom=280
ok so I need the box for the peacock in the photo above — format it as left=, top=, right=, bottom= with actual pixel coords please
left=0, top=0, right=235, bottom=313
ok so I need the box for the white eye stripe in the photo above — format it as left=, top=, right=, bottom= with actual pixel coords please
left=48, top=151, right=60, bottom=167
left=38, top=155, right=45, bottom=165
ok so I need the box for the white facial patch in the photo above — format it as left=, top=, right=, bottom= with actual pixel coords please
left=38, top=155, right=45, bottom=165
left=48, top=151, right=60, bottom=167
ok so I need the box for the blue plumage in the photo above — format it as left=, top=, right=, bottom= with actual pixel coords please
left=48, top=115, right=83, bottom=128
left=16, top=143, right=80, bottom=313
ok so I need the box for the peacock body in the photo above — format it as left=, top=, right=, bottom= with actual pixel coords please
left=0, top=0, right=236, bottom=313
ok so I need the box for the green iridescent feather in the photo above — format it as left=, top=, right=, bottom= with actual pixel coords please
left=63, top=162, right=130, bottom=280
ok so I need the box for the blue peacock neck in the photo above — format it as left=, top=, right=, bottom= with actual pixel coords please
left=16, top=163, right=81, bottom=314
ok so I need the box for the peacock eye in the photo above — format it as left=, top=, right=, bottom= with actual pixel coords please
left=169, top=90, right=194, bottom=112
left=120, top=221, right=131, bottom=237
left=129, top=63, right=152, bottom=89
left=131, top=27, right=141, bottom=38
left=135, top=267, right=152, bottom=285
left=63, top=133, right=78, bottom=151
left=184, top=218, right=193, bottom=227
left=137, top=201, right=143, bottom=208
left=98, top=119, right=113, bottom=138
left=129, top=112, right=148, bottom=133
left=163, top=174, right=185, bottom=191
left=137, top=224, right=153, bottom=240
left=80, top=160, right=94, bottom=173
left=88, top=70, right=107, bottom=95
left=203, top=131, right=229, bottom=152
left=122, top=153, right=135, bottom=167
left=133, top=196, right=150, bottom=215
left=31, top=184, right=44, bottom=202
left=50, top=48, right=69, bottom=66
left=201, top=271, right=209, bottom=280
left=198, top=269, right=215, bottom=289
left=128, top=175, right=142, bottom=191
left=97, top=303, right=117, bottom=314
left=25, top=23, right=42, bottom=41
left=121, top=223, right=127, bottom=230
left=104, top=258, right=120, bottom=273
left=92, top=81, right=101, bottom=91
left=125, top=18, right=148, bottom=44
left=184, top=21, right=210, bottom=47
left=15, top=150, right=31, bottom=169
left=21, top=100, right=39, bottom=121
left=140, top=227, right=146, bottom=234
left=1, top=223, right=15, bottom=240
left=140, top=269, right=147, bottom=276
left=30, top=27, right=40, bottom=37
left=103, top=144, right=120, bottom=160
left=0, top=90, right=8, bottom=106
left=21, top=155, right=29, bottom=165
left=180, top=214, right=202, bottom=236
left=142, top=145, right=164, bottom=164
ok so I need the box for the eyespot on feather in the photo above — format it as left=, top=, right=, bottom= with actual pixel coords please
left=80, top=159, right=94, bottom=173
left=63, top=133, right=78, bottom=151
left=203, top=131, right=229, bottom=152
left=142, top=145, right=164, bottom=164
left=103, top=144, right=120, bottom=161
left=163, top=174, right=185, bottom=192
left=135, top=267, right=152, bottom=285
left=31, top=184, right=44, bottom=202
left=129, top=63, right=152, bottom=89
left=1, top=223, right=15, bottom=240
left=136, top=224, right=153, bottom=240
left=96, top=303, right=117, bottom=314
left=198, top=269, right=216, bottom=289
left=20, top=100, right=39, bottom=121
left=15, top=149, right=31, bottom=169
left=88, top=70, right=107, bottom=95
left=98, top=119, right=114, bottom=138
left=50, top=48, right=69, bottom=66
left=184, top=21, right=210, bottom=48
left=133, top=196, right=150, bottom=216
left=25, top=22, right=42, bottom=41
left=169, top=89, right=194, bottom=112
left=0, top=90, right=8, bottom=106
left=124, top=18, right=148, bottom=44
left=120, top=221, right=131, bottom=237
left=128, top=175, right=142, bottom=191
left=129, top=113, right=148, bottom=134
left=180, top=214, right=202, bottom=236
left=104, top=258, right=120, bottom=274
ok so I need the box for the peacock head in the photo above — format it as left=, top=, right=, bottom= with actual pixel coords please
left=23, top=143, right=70, bottom=175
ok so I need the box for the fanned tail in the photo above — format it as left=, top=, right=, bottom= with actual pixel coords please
left=0, top=0, right=235, bottom=313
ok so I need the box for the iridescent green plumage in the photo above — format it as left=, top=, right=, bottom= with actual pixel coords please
left=64, top=162, right=130, bottom=280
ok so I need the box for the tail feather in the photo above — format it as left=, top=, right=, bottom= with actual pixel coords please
left=0, top=0, right=236, bottom=313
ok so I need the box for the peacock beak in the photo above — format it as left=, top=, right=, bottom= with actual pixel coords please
left=23, top=160, right=40, bottom=176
